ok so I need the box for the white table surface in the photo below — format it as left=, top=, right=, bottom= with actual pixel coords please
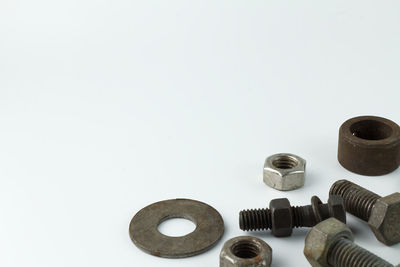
left=1, top=1, right=399, bottom=266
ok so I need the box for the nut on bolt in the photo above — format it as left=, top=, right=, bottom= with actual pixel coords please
left=239, top=195, right=346, bottom=237
left=220, top=236, right=272, bottom=267
left=263, top=153, right=306, bottom=191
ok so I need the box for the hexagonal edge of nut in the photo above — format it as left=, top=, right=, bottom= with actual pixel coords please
left=220, top=236, right=272, bottom=267
left=304, top=218, right=353, bottom=267
left=263, top=153, right=306, bottom=191
left=368, top=192, right=400, bottom=246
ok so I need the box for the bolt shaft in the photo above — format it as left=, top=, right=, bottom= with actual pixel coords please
left=239, top=204, right=329, bottom=231
left=330, top=180, right=381, bottom=221
left=328, top=238, right=393, bottom=267
left=239, top=208, right=272, bottom=231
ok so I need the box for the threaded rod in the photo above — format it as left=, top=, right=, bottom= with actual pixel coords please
left=328, top=238, right=393, bottom=267
left=239, top=205, right=321, bottom=231
left=239, top=209, right=272, bottom=231
left=330, top=179, right=381, bottom=222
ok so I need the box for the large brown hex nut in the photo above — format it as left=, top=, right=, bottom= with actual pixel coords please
left=338, top=115, right=400, bottom=176
left=220, top=236, right=272, bottom=267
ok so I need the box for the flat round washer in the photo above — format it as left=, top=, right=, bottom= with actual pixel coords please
left=129, top=198, right=224, bottom=258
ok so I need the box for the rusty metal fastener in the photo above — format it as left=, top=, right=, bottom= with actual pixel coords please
left=239, top=195, right=346, bottom=237
left=220, top=236, right=272, bottom=267
left=129, top=199, right=224, bottom=258
left=330, top=179, right=400, bottom=246
left=263, top=153, right=306, bottom=191
left=338, top=115, right=400, bottom=176
left=304, top=218, right=399, bottom=267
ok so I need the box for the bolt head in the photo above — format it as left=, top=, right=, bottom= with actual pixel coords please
left=263, top=153, right=306, bottom=191
left=304, top=218, right=354, bottom=267
left=220, top=236, right=272, bottom=267
left=269, top=198, right=293, bottom=237
left=368, top=192, right=400, bottom=246
left=328, top=195, right=346, bottom=223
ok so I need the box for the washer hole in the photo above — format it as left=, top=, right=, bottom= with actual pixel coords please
left=231, top=240, right=261, bottom=259
left=157, top=217, right=196, bottom=237
left=350, top=120, right=393, bottom=140
left=272, top=155, right=298, bottom=169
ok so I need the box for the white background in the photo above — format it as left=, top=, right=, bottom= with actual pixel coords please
left=1, top=1, right=400, bottom=266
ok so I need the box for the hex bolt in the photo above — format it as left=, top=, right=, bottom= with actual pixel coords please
left=304, top=218, right=398, bottom=267
left=330, top=179, right=400, bottom=246
left=239, top=195, right=346, bottom=237
left=328, top=238, right=394, bottom=267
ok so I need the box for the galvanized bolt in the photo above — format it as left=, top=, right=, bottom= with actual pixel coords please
left=304, top=218, right=398, bottom=267
left=239, top=195, right=346, bottom=237
left=330, top=179, right=400, bottom=246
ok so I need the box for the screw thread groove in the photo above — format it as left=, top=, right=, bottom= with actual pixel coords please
left=239, top=209, right=272, bottom=231
left=292, top=206, right=308, bottom=227
left=328, top=238, right=393, bottom=267
left=330, top=180, right=381, bottom=221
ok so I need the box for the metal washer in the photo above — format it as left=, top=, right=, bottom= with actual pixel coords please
left=129, top=198, right=224, bottom=258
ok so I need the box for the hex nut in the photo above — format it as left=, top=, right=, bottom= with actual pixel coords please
left=269, top=198, right=293, bottom=237
left=220, top=236, right=272, bottom=267
left=304, top=218, right=353, bottom=267
left=368, top=192, right=400, bottom=246
left=263, top=153, right=306, bottom=191
left=327, top=195, right=346, bottom=224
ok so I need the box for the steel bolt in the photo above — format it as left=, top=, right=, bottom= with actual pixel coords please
left=330, top=179, right=400, bottom=246
left=304, top=218, right=398, bottom=267
left=239, top=195, right=346, bottom=237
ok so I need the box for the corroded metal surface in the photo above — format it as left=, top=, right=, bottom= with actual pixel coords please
left=338, top=115, right=400, bottom=176
left=239, top=195, right=346, bottom=237
left=220, top=236, right=272, bottom=267
left=330, top=179, right=400, bottom=246
left=129, top=198, right=224, bottom=258
left=304, top=218, right=396, bottom=267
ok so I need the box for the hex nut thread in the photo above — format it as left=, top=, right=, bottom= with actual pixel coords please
left=330, top=180, right=380, bottom=222
left=239, top=206, right=314, bottom=231
left=231, top=240, right=261, bottom=259
left=328, top=238, right=394, bottom=267
left=239, top=209, right=272, bottom=231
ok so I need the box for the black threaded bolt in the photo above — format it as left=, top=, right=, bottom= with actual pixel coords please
left=239, top=195, right=346, bottom=237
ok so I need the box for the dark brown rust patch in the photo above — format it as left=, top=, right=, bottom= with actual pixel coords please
left=338, top=115, right=400, bottom=176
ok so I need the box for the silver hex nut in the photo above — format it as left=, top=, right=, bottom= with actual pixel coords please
left=220, top=236, right=272, bottom=267
left=263, top=153, right=306, bottom=191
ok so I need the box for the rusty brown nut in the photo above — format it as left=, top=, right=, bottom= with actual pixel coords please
left=263, top=153, right=306, bottom=191
left=338, top=115, right=400, bottom=176
left=220, top=236, right=272, bottom=267
left=304, top=218, right=353, bottom=267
